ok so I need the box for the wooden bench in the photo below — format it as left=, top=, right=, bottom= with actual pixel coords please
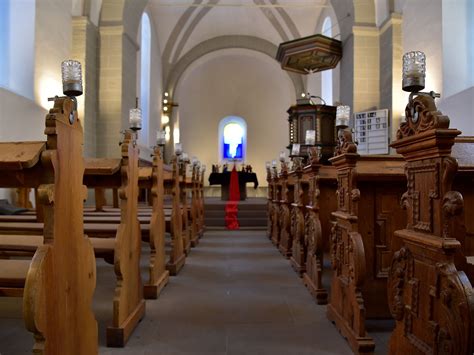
left=386, top=94, right=474, bottom=354
left=324, top=130, right=406, bottom=353
left=0, top=97, right=97, bottom=353
left=0, top=130, right=146, bottom=348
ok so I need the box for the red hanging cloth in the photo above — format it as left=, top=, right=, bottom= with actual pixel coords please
left=225, top=165, right=240, bottom=229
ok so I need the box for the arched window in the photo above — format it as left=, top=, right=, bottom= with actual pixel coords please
left=0, top=0, right=35, bottom=98
left=218, top=116, right=247, bottom=162
left=0, top=1, right=9, bottom=88
left=321, top=16, right=333, bottom=105
left=139, top=12, right=151, bottom=144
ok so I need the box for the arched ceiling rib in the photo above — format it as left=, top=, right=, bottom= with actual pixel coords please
left=165, top=35, right=304, bottom=97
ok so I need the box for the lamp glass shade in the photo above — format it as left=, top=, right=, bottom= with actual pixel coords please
left=402, top=51, right=426, bottom=92
left=129, top=108, right=142, bottom=130
left=61, top=60, right=83, bottom=96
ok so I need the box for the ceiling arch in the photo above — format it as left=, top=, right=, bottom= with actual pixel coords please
left=165, top=35, right=304, bottom=98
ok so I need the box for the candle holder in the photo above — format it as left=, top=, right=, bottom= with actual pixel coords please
left=61, top=60, right=83, bottom=97
left=402, top=51, right=426, bottom=92
left=129, top=108, right=142, bottom=131
left=156, top=130, right=166, bottom=146
left=279, top=150, right=287, bottom=162
left=336, top=105, right=351, bottom=129
left=174, top=143, right=183, bottom=156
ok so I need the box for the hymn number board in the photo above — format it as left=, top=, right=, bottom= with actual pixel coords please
left=354, top=109, right=390, bottom=155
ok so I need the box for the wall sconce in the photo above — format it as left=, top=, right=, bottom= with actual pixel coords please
left=161, top=114, right=170, bottom=125
left=129, top=108, right=142, bottom=131
left=165, top=125, right=171, bottom=141
left=162, top=91, right=178, bottom=118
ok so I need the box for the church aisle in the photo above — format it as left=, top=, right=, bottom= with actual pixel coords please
left=101, top=230, right=353, bottom=355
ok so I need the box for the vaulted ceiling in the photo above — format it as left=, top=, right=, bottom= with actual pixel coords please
left=148, top=0, right=328, bottom=66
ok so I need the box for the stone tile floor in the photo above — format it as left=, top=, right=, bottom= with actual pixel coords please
left=0, top=230, right=391, bottom=354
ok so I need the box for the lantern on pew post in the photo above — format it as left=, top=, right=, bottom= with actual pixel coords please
left=55, top=59, right=83, bottom=123
left=401, top=51, right=440, bottom=124
left=156, top=130, right=166, bottom=156
left=129, top=108, right=142, bottom=132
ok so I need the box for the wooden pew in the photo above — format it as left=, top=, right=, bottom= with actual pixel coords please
left=277, top=162, right=294, bottom=258
left=387, top=94, right=474, bottom=354
left=301, top=152, right=337, bottom=304
left=0, top=131, right=146, bottom=347
left=270, top=166, right=281, bottom=245
left=196, top=165, right=206, bottom=238
left=140, top=147, right=170, bottom=299
left=80, top=131, right=147, bottom=347
left=166, top=156, right=186, bottom=275
left=325, top=130, right=406, bottom=354
left=266, top=165, right=274, bottom=240
left=179, top=160, right=192, bottom=255
left=0, top=97, right=98, bottom=353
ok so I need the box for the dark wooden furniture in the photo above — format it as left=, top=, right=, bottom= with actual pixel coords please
left=387, top=94, right=474, bottom=354
left=208, top=171, right=258, bottom=200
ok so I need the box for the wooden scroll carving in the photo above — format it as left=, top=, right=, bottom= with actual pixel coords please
left=167, top=157, right=186, bottom=275
left=106, top=131, right=145, bottom=347
left=278, top=166, right=293, bottom=258
left=23, top=97, right=98, bottom=354
left=302, top=155, right=328, bottom=304
left=290, top=167, right=307, bottom=276
left=143, top=146, right=170, bottom=299
left=388, top=94, right=474, bottom=354
left=327, top=129, right=375, bottom=354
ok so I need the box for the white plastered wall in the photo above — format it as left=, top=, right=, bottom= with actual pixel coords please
left=175, top=49, right=296, bottom=190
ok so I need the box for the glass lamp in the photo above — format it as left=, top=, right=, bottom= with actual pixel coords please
left=156, top=130, right=166, bottom=146
left=129, top=108, right=142, bottom=131
left=336, top=105, right=350, bottom=129
left=61, top=60, right=83, bottom=97
left=402, top=51, right=426, bottom=92
left=174, top=143, right=183, bottom=156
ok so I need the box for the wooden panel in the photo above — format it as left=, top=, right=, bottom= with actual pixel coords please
left=388, top=94, right=474, bottom=354
left=0, top=142, right=45, bottom=170
left=144, top=147, right=169, bottom=299
left=106, top=131, right=145, bottom=347
left=84, top=158, right=121, bottom=175
left=22, top=97, right=98, bottom=354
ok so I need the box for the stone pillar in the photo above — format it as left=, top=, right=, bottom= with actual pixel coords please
left=98, top=25, right=139, bottom=158
left=352, top=25, right=380, bottom=113
left=379, top=13, right=403, bottom=145
left=72, top=16, right=99, bottom=157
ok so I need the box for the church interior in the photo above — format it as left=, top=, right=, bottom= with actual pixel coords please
left=0, top=0, right=474, bottom=354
